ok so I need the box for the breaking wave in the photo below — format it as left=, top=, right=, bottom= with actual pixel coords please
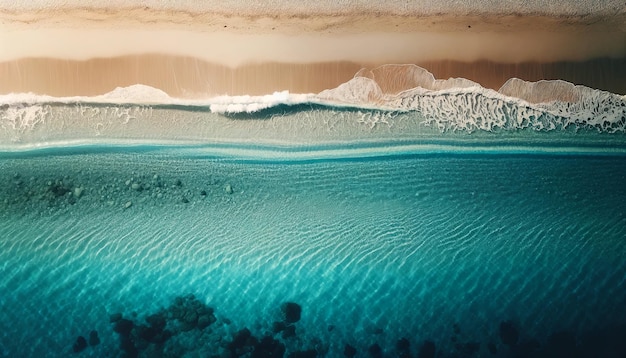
left=316, top=65, right=626, bottom=133
left=1, top=64, right=624, bottom=149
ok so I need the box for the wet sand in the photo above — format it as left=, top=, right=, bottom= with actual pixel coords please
left=1, top=56, right=624, bottom=97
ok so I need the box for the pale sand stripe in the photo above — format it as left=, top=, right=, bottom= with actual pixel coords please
left=1, top=56, right=624, bottom=97
left=1, top=27, right=624, bottom=65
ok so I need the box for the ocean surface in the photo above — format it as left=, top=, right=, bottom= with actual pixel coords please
left=1, top=67, right=626, bottom=357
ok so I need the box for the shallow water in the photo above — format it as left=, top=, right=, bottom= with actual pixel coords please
left=1, top=147, right=625, bottom=357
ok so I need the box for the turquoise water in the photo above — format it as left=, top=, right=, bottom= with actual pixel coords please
left=1, top=146, right=625, bottom=357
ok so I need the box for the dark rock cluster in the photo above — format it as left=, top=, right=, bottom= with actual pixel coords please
left=108, top=294, right=216, bottom=357
left=69, top=294, right=626, bottom=358
left=40, top=178, right=83, bottom=206
left=227, top=328, right=286, bottom=357
left=272, top=302, right=302, bottom=340
left=1, top=170, right=236, bottom=216
left=71, top=336, right=87, bottom=353
left=168, top=294, right=218, bottom=332
left=100, top=297, right=326, bottom=358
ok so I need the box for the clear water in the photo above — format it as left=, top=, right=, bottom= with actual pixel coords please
left=1, top=147, right=625, bottom=357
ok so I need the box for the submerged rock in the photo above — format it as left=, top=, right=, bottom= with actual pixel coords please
left=224, top=184, right=233, bottom=194
left=228, top=328, right=257, bottom=355
left=49, top=181, right=70, bottom=197
left=253, top=336, right=286, bottom=358
left=73, top=187, right=84, bottom=198
left=136, top=325, right=159, bottom=342
left=165, top=294, right=217, bottom=332
left=281, top=302, right=302, bottom=324
left=113, top=318, right=134, bottom=337
left=182, top=310, right=198, bottom=325
left=197, top=314, right=215, bottom=329
left=72, top=336, right=88, bottom=353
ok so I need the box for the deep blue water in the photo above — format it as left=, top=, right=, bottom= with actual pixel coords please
left=1, top=148, right=625, bottom=358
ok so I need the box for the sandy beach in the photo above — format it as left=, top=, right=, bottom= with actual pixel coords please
left=1, top=3, right=625, bottom=96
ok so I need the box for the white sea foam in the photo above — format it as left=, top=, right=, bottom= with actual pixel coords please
left=208, top=91, right=312, bottom=113
left=0, top=87, right=314, bottom=112
left=317, top=65, right=626, bottom=133
left=0, top=65, right=624, bottom=138
left=0, top=103, right=48, bottom=140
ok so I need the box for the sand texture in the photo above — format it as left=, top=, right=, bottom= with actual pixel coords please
left=1, top=0, right=624, bottom=17
left=0, top=4, right=624, bottom=96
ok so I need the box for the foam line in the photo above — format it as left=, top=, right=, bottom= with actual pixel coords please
left=1, top=66, right=624, bottom=146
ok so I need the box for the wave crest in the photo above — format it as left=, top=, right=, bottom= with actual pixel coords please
left=318, top=64, right=626, bottom=132
left=1, top=64, right=625, bottom=137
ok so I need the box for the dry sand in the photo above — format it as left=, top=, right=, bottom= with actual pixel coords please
left=1, top=6, right=624, bottom=96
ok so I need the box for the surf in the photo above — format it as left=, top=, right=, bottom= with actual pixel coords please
left=1, top=65, right=624, bottom=156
